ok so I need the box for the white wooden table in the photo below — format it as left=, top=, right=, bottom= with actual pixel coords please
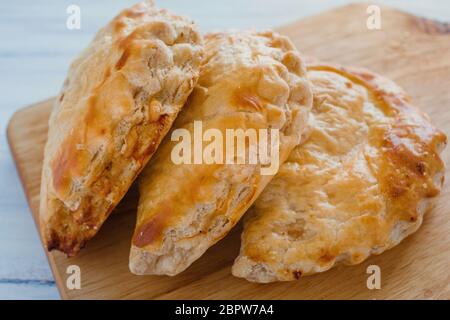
left=1, top=0, right=449, bottom=300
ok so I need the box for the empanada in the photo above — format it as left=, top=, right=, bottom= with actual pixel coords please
left=232, top=62, right=447, bottom=282
left=39, top=1, right=203, bottom=256
left=129, top=31, right=313, bottom=275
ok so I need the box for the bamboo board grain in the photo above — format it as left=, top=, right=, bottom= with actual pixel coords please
left=7, top=4, right=450, bottom=299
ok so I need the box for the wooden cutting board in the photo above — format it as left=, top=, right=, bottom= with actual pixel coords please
left=7, top=4, right=450, bottom=299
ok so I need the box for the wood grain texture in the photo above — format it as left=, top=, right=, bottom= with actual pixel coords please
left=6, top=4, right=450, bottom=299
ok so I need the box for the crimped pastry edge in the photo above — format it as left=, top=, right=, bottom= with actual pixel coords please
left=231, top=61, right=447, bottom=283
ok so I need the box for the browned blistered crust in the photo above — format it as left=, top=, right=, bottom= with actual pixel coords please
left=232, top=62, right=447, bottom=282
left=39, top=1, right=203, bottom=256
left=129, top=30, right=313, bottom=275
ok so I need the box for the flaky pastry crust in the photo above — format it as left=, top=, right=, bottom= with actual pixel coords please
left=39, top=1, right=203, bottom=256
left=129, top=31, right=312, bottom=275
left=232, top=62, right=447, bottom=282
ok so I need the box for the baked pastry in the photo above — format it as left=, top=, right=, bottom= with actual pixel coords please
left=232, top=62, right=447, bottom=282
left=129, top=31, right=313, bottom=275
left=39, top=1, right=203, bottom=256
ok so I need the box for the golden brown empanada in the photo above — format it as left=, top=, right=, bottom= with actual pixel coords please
left=232, top=62, right=447, bottom=282
left=39, top=1, right=203, bottom=256
left=129, top=31, right=313, bottom=275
